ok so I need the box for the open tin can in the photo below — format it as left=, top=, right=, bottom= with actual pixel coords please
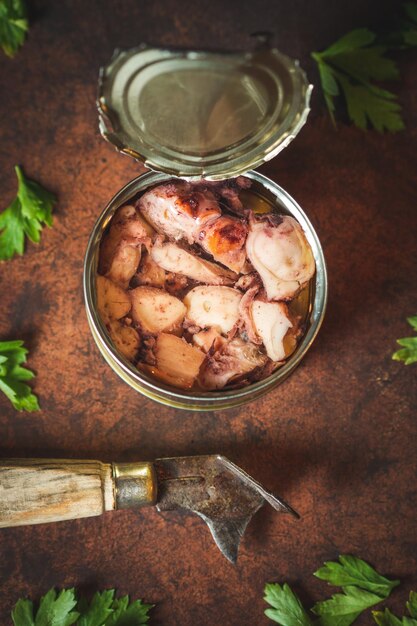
left=84, top=43, right=328, bottom=411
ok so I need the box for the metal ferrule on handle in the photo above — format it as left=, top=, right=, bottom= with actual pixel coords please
left=112, top=462, right=157, bottom=509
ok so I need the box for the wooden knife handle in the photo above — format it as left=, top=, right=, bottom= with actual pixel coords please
left=0, top=459, right=115, bottom=528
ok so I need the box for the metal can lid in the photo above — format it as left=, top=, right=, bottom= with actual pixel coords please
left=97, top=43, right=312, bottom=181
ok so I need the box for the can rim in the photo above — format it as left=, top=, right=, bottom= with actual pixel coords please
left=83, top=170, right=327, bottom=408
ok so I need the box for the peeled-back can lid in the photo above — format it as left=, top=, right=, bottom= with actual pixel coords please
left=97, top=43, right=312, bottom=181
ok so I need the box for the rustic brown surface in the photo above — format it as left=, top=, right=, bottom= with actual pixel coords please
left=1, top=0, right=417, bottom=624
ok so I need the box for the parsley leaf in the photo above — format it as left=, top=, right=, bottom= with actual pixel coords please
left=264, top=583, right=313, bottom=625
left=35, top=589, right=79, bottom=626
left=402, top=3, right=417, bottom=45
left=312, top=28, right=404, bottom=132
left=372, top=592, right=417, bottom=625
left=372, top=608, right=404, bottom=625
left=392, top=316, right=417, bottom=365
left=314, top=555, right=400, bottom=598
left=318, top=27, right=375, bottom=57
left=407, top=592, right=417, bottom=619
left=12, top=589, right=79, bottom=626
left=0, top=165, right=56, bottom=261
left=78, top=590, right=115, bottom=626
left=11, top=588, right=154, bottom=626
left=265, top=556, right=400, bottom=625
left=11, top=599, right=34, bottom=626
left=337, top=78, right=404, bottom=132
left=0, top=339, right=39, bottom=411
left=0, top=0, right=28, bottom=57
left=312, top=586, right=384, bottom=626
left=105, top=595, right=153, bottom=625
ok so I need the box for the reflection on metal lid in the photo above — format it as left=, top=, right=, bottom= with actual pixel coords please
left=97, top=44, right=312, bottom=180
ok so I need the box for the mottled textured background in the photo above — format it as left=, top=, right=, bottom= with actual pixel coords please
left=0, top=0, right=416, bottom=624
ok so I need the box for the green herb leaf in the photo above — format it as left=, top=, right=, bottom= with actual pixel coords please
left=312, top=586, right=384, bottom=626
left=408, top=317, right=417, bottom=331
left=392, top=316, right=417, bottom=365
left=372, top=608, right=404, bottom=625
left=402, top=3, right=417, bottom=45
left=314, top=60, right=338, bottom=125
left=407, top=592, right=417, bottom=619
left=24, top=589, right=80, bottom=626
left=404, top=30, right=417, bottom=44
left=330, top=46, right=399, bottom=83
left=312, top=28, right=404, bottom=132
left=11, top=589, right=153, bottom=626
left=0, top=165, right=56, bottom=261
left=316, top=60, right=339, bottom=96
left=372, top=608, right=417, bottom=625
left=0, top=0, right=28, bottom=57
left=338, top=78, right=404, bottom=132
left=319, top=28, right=376, bottom=57
left=0, top=339, right=39, bottom=411
left=104, top=595, right=153, bottom=625
left=264, top=583, right=313, bottom=625
left=11, top=599, right=35, bottom=626
left=405, top=2, right=417, bottom=21
left=78, top=590, right=116, bottom=626
left=314, top=555, right=400, bottom=598
left=372, top=590, right=417, bottom=625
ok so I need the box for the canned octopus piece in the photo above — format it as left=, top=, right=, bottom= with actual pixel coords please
left=96, top=176, right=315, bottom=391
